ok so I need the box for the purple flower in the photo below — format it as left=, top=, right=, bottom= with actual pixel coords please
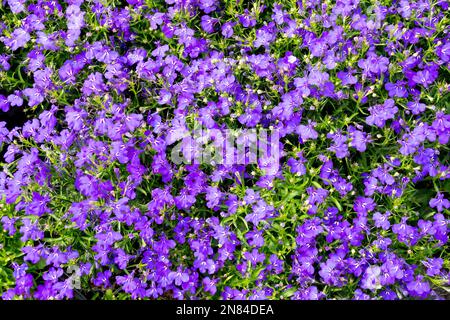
left=287, top=156, right=306, bottom=176
left=93, top=270, right=112, bottom=288
left=2, top=28, right=30, bottom=51
left=354, top=197, right=376, bottom=215
left=82, top=72, right=107, bottom=96
left=245, top=229, right=264, bottom=247
left=201, top=15, right=217, bottom=34
left=202, top=277, right=218, bottom=295
left=366, top=99, right=398, bottom=128
left=174, top=189, right=196, bottom=211
left=245, top=200, right=274, bottom=226
left=19, top=218, right=44, bottom=242
left=114, top=248, right=131, bottom=270
left=348, top=126, right=371, bottom=152
left=243, top=249, right=266, bottom=266
left=239, top=11, right=257, bottom=28
left=412, top=65, right=439, bottom=88
left=0, top=95, right=10, bottom=112
left=65, top=107, right=87, bottom=132
left=318, top=259, right=339, bottom=286
left=297, top=121, right=318, bottom=142
left=34, top=282, right=56, bottom=300
left=392, top=217, right=420, bottom=246
left=25, top=192, right=51, bottom=217
left=436, top=41, right=450, bottom=62
left=385, top=81, right=408, bottom=98
left=0, top=54, right=10, bottom=71
left=7, top=0, right=26, bottom=13
left=337, top=70, right=357, bottom=86
left=59, top=60, right=83, bottom=84
left=116, top=273, right=138, bottom=293
left=23, top=87, right=45, bottom=107
left=406, top=276, right=431, bottom=298
left=358, top=53, right=389, bottom=78
left=169, top=268, right=190, bottom=286
left=7, top=93, right=23, bottom=107
left=422, top=258, right=443, bottom=277
left=1, top=216, right=17, bottom=236
left=407, top=100, right=427, bottom=115
left=354, top=289, right=371, bottom=300
left=205, top=186, right=223, bottom=210
left=221, top=22, right=235, bottom=38
left=429, top=192, right=450, bottom=213
left=373, top=211, right=391, bottom=230
left=253, top=24, right=276, bottom=48
left=327, top=130, right=349, bottom=158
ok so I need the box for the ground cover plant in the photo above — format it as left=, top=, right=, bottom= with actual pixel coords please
left=0, top=0, right=449, bottom=300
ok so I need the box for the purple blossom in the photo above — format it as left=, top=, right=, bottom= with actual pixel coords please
left=2, top=28, right=30, bottom=51
left=429, top=192, right=450, bottom=213
left=366, top=99, right=398, bottom=128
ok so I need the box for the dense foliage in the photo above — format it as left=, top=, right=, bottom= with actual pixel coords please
left=0, top=0, right=449, bottom=300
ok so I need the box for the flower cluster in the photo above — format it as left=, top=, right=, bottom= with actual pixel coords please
left=0, top=0, right=449, bottom=300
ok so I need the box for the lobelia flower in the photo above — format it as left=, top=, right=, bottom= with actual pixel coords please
left=34, top=282, right=56, bottom=300
left=245, top=199, right=275, bottom=226
left=23, top=14, right=45, bottom=32
left=297, top=120, right=318, bottom=143
left=19, top=218, right=44, bottom=242
left=7, top=0, right=26, bottom=13
left=392, top=217, right=420, bottom=246
left=327, top=130, right=349, bottom=159
left=348, top=126, right=371, bottom=152
left=358, top=52, right=389, bottom=78
left=238, top=10, right=257, bottom=28
left=1, top=216, right=17, bottom=236
left=431, top=111, right=450, bottom=144
left=0, top=54, right=11, bottom=71
left=202, top=277, right=218, bottom=295
left=243, top=249, right=266, bottom=267
left=253, top=23, right=276, bottom=48
left=422, top=258, right=443, bottom=277
left=245, top=229, right=265, bottom=248
left=354, top=289, right=371, bottom=300
left=7, top=92, right=23, bottom=107
left=2, top=28, right=30, bottom=51
left=82, top=72, right=108, bottom=96
left=0, top=0, right=448, bottom=301
left=337, top=69, right=358, bottom=86
left=93, top=270, right=112, bottom=288
left=353, top=197, right=376, bottom=215
left=23, top=87, right=45, bottom=107
left=385, top=81, right=408, bottom=98
left=24, top=192, right=52, bottom=217
left=436, top=41, right=450, bottom=63
left=205, top=186, right=223, bottom=210
left=200, top=15, right=218, bottom=34
left=116, top=273, right=139, bottom=294
left=429, top=192, right=450, bottom=213
left=34, top=68, right=54, bottom=90
left=221, top=22, right=235, bottom=38
left=0, top=95, right=10, bottom=112
left=373, top=211, right=391, bottom=230
left=287, top=154, right=306, bottom=176
left=406, top=275, right=431, bottom=298
left=407, top=100, right=427, bottom=115
left=412, top=64, right=439, bottom=88
left=366, top=99, right=398, bottom=128
left=36, top=31, right=60, bottom=51
left=65, top=107, right=88, bottom=132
